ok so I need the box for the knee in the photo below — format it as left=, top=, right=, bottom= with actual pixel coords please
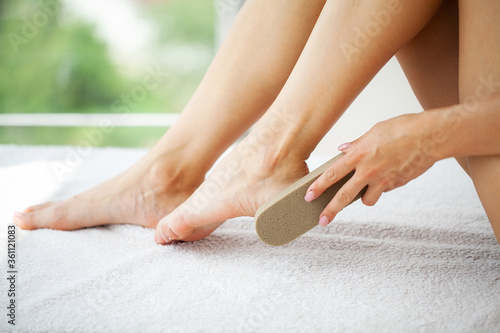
left=466, top=155, right=495, bottom=165
left=465, top=154, right=500, bottom=178
left=465, top=155, right=483, bottom=175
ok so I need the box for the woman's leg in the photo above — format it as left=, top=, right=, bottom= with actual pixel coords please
left=14, top=0, right=327, bottom=230
left=155, top=0, right=444, bottom=243
left=396, top=0, right=458, bottom=110
left=458, top=0, right=500, bottom=242
left=395, top=0, right=469, bottom=173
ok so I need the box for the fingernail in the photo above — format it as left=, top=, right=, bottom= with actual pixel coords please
left=304, top=190, right=315, bottom=202
left=319, top=216, right=330, bottom=227
left=13, top=211, right=24, bottom=219
left=154, top=233, right=159, bottom=243
left=338, top=142, right=351, bottom=151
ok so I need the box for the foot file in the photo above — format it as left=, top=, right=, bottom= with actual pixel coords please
left=255, top=153, right=366, bottom=246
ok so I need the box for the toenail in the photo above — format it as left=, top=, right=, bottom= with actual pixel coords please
left=167, top=228, right=179, bottom=241
left=13, top=211, right=24, bottom=219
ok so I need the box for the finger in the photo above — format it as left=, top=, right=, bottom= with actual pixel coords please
left=305, top=155, right=354, bottom=202
left=337, top=142, right=351, bottom=152
left=360, top=184, right=384, bottom=207
left=319, top=176, right=366, bottom=226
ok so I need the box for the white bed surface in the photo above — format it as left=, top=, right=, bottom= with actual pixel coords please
left=1, top=145, right=499, bottom=333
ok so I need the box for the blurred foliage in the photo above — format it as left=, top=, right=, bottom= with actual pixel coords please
left=0, top=126, right=166, bottom=147
left=0, top=0, right=127, bottom=113
left=0, top=0, right=215, bottom=146
left=149, top=0, right=215, bottom=44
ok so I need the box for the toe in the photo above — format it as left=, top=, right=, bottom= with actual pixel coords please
left=13, top=211, right=38, bottom=230
left=15, top=202, right=57, bottom=230
left=155, top=209, right=195, bottom=244
left=13, top=204, right=70, bottom=231
left=22, top=202, right=54, bottom=213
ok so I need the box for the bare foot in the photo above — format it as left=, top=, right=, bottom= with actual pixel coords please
left=13, top=154, right=204, bottom=231
left=154, top=140, right=309, bottom=244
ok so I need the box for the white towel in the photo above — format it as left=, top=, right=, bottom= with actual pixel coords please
left=1, top=145, right=499, bottom=333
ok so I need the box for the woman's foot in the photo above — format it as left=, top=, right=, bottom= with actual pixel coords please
left=13, top=153, right=205, bottom=231
left=154, top=138, right=310, bottom=244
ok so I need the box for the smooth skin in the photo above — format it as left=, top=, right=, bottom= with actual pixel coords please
left=307, top=0, right=500, bottom=243
left=154, top=0, right=447, bottom=244
left=13, top=0, right=327, bottom=230
left=14, top=0, right=500, bottom=245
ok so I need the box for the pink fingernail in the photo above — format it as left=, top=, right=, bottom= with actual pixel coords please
left=338, top=142, right=351, bottom=151
left=304, top=190, right=315, bottom=202
left=319, top=216, right=330, bottom=227
left=13, top=211, right=24, bottom=219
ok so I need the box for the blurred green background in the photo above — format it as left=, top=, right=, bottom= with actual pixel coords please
left=0, top=0, right=215, bottom=147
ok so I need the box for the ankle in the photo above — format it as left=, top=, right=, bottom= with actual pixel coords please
left=248, top=120, right=308, bottom=165
left=237, top=134, right=307, bottom=181
left=147, top=154, right=206, bottom=194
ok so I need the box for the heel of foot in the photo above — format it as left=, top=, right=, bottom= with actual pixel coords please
left=255, top=153, right=362, bottom=246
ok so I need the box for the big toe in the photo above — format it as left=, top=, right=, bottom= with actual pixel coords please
left=13, top=204, right=67, bottom=230
left=22, top=202, right=54, bottom=213
left=155, top=204, right=223, bottom=245
left=13, top=211, right=39, bottom=230
left=155, top=209, right=196, bottom=244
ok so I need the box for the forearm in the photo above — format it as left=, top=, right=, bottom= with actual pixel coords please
left=418, top=92, right=500, bottom=161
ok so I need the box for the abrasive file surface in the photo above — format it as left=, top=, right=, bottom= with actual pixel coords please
left=255, top=153, right=365, bottom=246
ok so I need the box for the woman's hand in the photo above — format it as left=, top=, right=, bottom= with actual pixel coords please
left=305, top=113, right=439, bottom=226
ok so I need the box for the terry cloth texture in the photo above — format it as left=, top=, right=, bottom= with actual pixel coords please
left=0, top=145, right=499, bottom=332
